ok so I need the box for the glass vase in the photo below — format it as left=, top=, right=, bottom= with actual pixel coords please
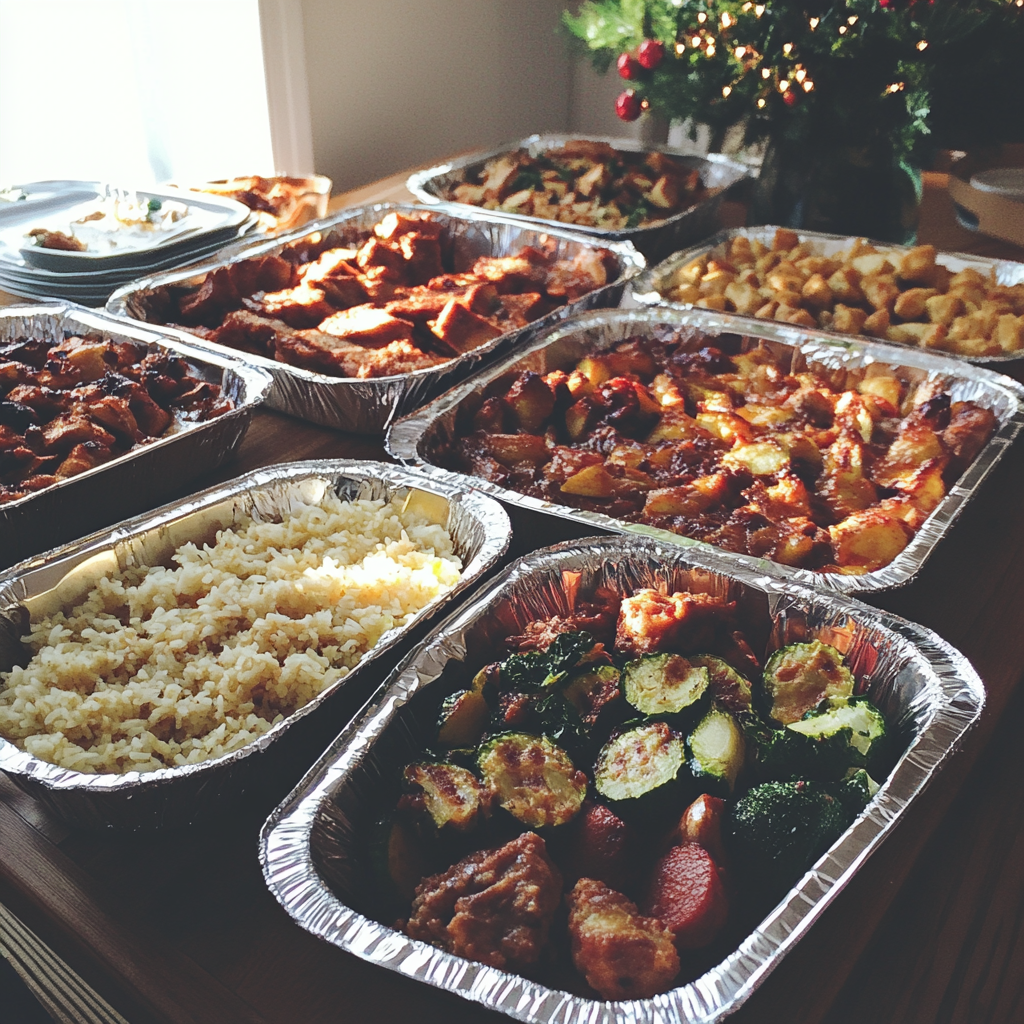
left=751, top=137, right=922, bottom=245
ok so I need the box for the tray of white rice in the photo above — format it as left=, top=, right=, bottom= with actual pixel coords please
left=0, top=459, right=510, bottom=829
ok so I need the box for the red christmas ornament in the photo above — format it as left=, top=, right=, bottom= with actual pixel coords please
left=615, top=89, right=642, bottom=121
left=617, top=52, right=642, bottom=79
left=783, top=89, right=798, bottom=106
left=637, top=39, right=665, bottom=70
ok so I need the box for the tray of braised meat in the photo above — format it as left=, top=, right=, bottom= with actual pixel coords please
left=260, top=536, right=983, bottom=1022
left=631, top=226, right=1024, bottom=363
left=0, top=302, right=270, bottom=567
left=407, top=134, right=750, bottom=260
left=107, top=203, right=644, bottom=432
left=388, top=307, right=1024, bottom=593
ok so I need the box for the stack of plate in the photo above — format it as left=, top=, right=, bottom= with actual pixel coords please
left=0, top=180, right=257, bottom=306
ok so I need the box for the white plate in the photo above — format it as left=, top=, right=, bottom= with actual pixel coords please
left=969, top=168, right=1024, bottom=201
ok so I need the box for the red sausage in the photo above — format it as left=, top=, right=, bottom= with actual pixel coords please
left=562, top=801, right=634, bottom=892
left=641, top=842, right=729, bottom=950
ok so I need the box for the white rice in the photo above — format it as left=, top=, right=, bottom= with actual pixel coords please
left=0, top=492, right=462, bottom=774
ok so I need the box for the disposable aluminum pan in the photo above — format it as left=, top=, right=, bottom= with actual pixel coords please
left=260, top=535, right=983, bottom=1024
left=0, top=459, right=510, bottom=829
left=631, top=225, right=1024, bottom=366
left=407, top=133, right=751, bottom=261
left=106, top=202, right=645, bottom=434
left=387, top=306, right=1024, bottom=595
left=0, top=302, right=272, bottom=569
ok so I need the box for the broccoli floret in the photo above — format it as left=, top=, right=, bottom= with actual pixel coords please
left=727, top=780, right=851, bottom=898
left=827, top=768, right=881, bottom=818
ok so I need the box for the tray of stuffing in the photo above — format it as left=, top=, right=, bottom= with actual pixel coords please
left=106, top=203, right=644, bottom=433
left=260, top=534, right=983, bottom=1023
left=387, top=306, right=1024, bottom=594
left=0, top=459, right=510, bottom=829
left=0, top=302, right=271, bottom=568
left=407, top=134, right=750, bottom=261
left=631, top=226, right=1024, bottom=364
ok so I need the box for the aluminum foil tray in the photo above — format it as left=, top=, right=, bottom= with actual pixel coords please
left=631, top=225, right=1024, bottom=366
left=260, top=535, right=983, bottom=1024
left=407, top=134, right=751, bottom=261
left=387, top=306, right=1024, bottom=595
left=0, top=459, right=510, bottom=829
left=106, top=202, right=645, bottom=434
left=0, top=302, right=272, bottom=569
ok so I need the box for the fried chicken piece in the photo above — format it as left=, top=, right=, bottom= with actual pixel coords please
left=250, top=282, right=337, bottom=329
left=405, top=831, right=562, bottom=970
left=942, top=401, right=996, bottom=474
left=615, top=589, right=735, bottom=657
left=566, top=878, right=679, bottom=1001
left=353, top=339, right=446, bottom=378
left=40, top=410, right=117, bottom=455
left=54, top=441, right=115, bottom=480
left=5, top=385, right=71, bottom=420
left=178, top=267, right=241, bottom=326
left=227, top=254, right=296, bottom=296
left=206, top=309, right=281, bottom=357
left=67, top=389, right=141, bottom=442
left=317, top=305, right=417, bottom=348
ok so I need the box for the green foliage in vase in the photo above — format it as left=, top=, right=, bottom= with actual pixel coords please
left=564, top=0, right=1024, bottom=161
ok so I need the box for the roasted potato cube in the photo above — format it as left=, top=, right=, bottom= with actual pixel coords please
left=950, top=335, right=1002, bottom=357
left=772, top=228, right=800, bottom=251
left=735, top=403, right=795, bottom=428
left=700, top=269, right=736, bottom=296
left=949, top=267, right=988, bottom=290
left=862, top=307, right=891, bottom=337
left=576, top=162, right=611, bottom=197
left=895, top=245, right=937, bottom=284
left=506, top=371, right=556, bottom=431
left=827, top=267, right=864, bottom=304
left=561, top=463, right=616, bottom=497
left=925, top=293, right=963, bottom=326
left=872, top=421, right=944, bottom=488
left=801, top=273, right=834, bottom=310
left=754, top=300, right=780, bottom=320
left=722, top=440, right=790, bottom=476
left=893, top=287, right=938, bottom=321
left=754, top=251, right=782, bottom=275
left=483, top=433, right=549, bottom=466
left=829, top=510, right=911, bottom=571
left=796, top=256, right=839, bottom=277
left=886, top=322, right=932, bottom=346
left=850, top=253, right=894, bottom=277
left=667, top=283, right=701, bottom=304
left=857, top=374, right=902, bottom=408
left=642, top=473, right=729, bottom=516
left=695, top=295, right=728, bottom=311
left=646, top=407, right=706, bottom=442
left=671, top=258, right=707, bottom=287
left=995, top=313, right=1024, bottom=352
left=831, top=304, right=868, bottom=335
left=723, top=280, right=763, bottom=315
left=729, top=236, right=754, bottom=263
left=782, top=306, right=818, bottom=328
left=862, top=274, right=901, bottom=312
left=645, top=175, right=681, bottom=209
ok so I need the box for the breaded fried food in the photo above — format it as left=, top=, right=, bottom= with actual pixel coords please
left=405, top=831, right=562, bottom=970
left=616, top=589, right=735, bottom=657
left=566, top=878, right=679, bottom=1000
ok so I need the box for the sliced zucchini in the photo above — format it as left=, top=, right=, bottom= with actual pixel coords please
left=622, top=653, right=710, bottom=717
left=402, top=762, right=491, bottom=832
left=436, top=689, right=489, bottom=748
left=687, top=706, right=746, bottom=796
left=691, top=655, right=753, bottom=713
left=367, top=815, right=428, bottom=905
left=594, top=722, right=688, bottom=815
left=763, top=640, right=855, bottom=725
left=477, top=732, right=587, bottom=828
left=563, top=665, right=621, bottom=726
left=787, top=696, right=887, bottom=772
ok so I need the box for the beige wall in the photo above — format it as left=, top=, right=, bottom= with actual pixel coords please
left=301, top=0, right=575, bottom=191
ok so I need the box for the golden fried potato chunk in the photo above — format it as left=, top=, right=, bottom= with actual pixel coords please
left=567, top=878, right=679, bottom=1001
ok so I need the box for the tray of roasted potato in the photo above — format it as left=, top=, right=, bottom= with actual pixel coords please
left=108, top=203, right=643, bottom=433
left=261, top=535, right=983, bottom=1023
left=388, top=307, right=1024, bottom=594
left=407, top=135, right=750, bottom=260
left=632, top=226, right=1024, bottom=363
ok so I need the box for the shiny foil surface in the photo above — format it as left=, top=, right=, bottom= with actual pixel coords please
left=106, top=202, right=646, bottom=434
left=407, top=134, right=751, bottom=261
left=387, top=306, right=1024, bottom=594
left=0, top=460, right=511, bottom=829
left=631, top=225, right=1024, bottom=366
left=0, top=302, right=272, bottom=568
left=260, top=535, right=983, bottom=1024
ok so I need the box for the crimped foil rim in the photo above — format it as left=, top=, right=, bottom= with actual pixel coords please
left=0, top=301, right=272, bottom=514
left=106, top=201, right=647, bottom=387
left=259, top=534, right=984, bottom=1024
left=406, top=133, right=752, bottom=242
left=387, top=305, right=1024, bottom=595
left=0, top=460, right=510, bottom=796
left=630, top=224, right=1024, bottom=365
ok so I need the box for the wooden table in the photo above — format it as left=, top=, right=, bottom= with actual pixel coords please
left=2, top=170, right=1024, bottom=1024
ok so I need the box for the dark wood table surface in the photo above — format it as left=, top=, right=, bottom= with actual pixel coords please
left=2, top=169, right=1024, bottom=1024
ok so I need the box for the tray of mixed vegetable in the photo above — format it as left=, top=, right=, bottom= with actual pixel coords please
left=260, top=535, right=982, bottom=1023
